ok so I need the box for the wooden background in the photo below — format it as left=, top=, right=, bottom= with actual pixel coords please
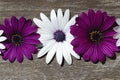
left=0, top=0, right=120, bottom=80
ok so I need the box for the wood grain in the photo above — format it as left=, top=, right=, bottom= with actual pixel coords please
left=0, top=0, right=120, bottom=80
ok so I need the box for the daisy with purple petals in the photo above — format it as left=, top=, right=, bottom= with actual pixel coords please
left=0, top=16, right=40, bottom=63
left=33, top=9, right=80, bottom=65
left=70, top=9, right=119, bottom=63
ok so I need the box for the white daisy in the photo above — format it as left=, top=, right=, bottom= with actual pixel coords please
left=0, top=30, right=6, bottom=52
left=33, top=9, right=80, bottom=65
left=113, top=18, right=120, bottom=46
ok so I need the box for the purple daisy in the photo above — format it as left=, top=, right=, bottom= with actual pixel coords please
left=70, top=9, right=119, bottom=63
left=0, top=16, right=40, bottom=63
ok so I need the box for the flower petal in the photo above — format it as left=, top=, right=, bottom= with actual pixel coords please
left=0, top=36, right=6, bottom=42
left=83, top=45, right=94, bottom=61
left=116, top=39, right=120, bottom=46
left=40, top=13, right=54, bottom=32
left=46, top=42, right=58, bottom=64
left=56, top=42, right=63, bottom=65
left=11, top=16, right=18, bottom=31
left=116, top=18, right=120, bottom=25
left=0, top=43, right=5, bottom=49
left=62, top=41, right=72, bottom=65
left=50, top=9, right=58, bottom=30
left=64, top=15, right=78, bottom=32
left=16, top=46, right=24, bottom=63
left=64, top=41, right=80, bottom=59
left=61, top=9, right=70, bottom=29
left=101, top=16, right=115, bottom=31
left=0, top=30, right=3, bottom=36
left=9, top=46, right=16, bottom=63
left=18, top=16, right=26, bottom=31
left=37, top=40, right=55, bottom=58
left=57, top=9, right=63, bottom=29
left=90, top=45, right=98, bottom=63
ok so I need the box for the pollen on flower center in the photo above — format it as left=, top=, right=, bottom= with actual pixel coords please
left=11, top=34, right=22, bottom=45
left=54, top=30, right=66, bottom=42
left=89, top=30, right=102, bottom=42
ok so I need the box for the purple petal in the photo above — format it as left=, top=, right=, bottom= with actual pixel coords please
left=97, top=45, right=106, bottom=63
left=18, top=16, right=26, bottom=31
left=101, top=16, right=115, bottom=32
left=70, top=25, right=87, bottom=38
left=90, top=45, right=98, bottom=63
left=88, top=9, right=95, bottom=27
left=23, top=39, right=40, bottom=45
left=22, top=43, right=37, bottom=54
left=9, top=46, right=16, bottom=63
left=71, top=38, right=80, bottom=47
left=94, top=10, right=103, bottom=29
left=103, top=29, right=116, bottom=37
left=2, top=46, right=13, bottom=60
left=103, top=12, right=108, bottom=22
left=22, top=25, right=38, bottom=36
left=76, top=17, right=90, bottom=30
left=22, top=19, right=32, bottom=29
left=20, top=44, right=33, bottom=59
left=80, top=12, right=90, bottom=27
left=16, top=46, right=23, bottom=63
left=11, top=16, right=18, bottom=31
left=73, top=42, right=91, bottom=55
left=83, top=45, right=94, bottom=61
left=103, top=37, right=117, bottom=45
left=24, top=33, right=40, bottom=40
left=100, top=41, right=115, bottom=58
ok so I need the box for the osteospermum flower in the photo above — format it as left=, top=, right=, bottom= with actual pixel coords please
left=113, top=19, right=120, bottom=46
left=0, top=30, right=6, bottom=52
left=70, top=9, right=119, bottom=63
left=33, top=9, right=80, bottom=65
left=0, top=16, right=40, bottom=63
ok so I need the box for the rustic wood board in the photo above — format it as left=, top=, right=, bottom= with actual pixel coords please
left=0, top=0, right=120, bottom=80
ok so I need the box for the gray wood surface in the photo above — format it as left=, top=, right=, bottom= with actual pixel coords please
left=0, top=0, right=120, bottom=80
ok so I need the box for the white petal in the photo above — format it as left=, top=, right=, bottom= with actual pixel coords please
left=33, top=18, right=44, bottom=28
left=62, top=41, right=72, bottom=65
left=37, top=40, right=55, bottom=58
left=116, top=39, right=120, bottom=46
left=33, top=18, right=52, bottom=33
left=50, top=9, right=58, bottom=30
left=40, top=13, right=54, bottom=32
left=0, top=43, right=5, bottom=49
left=0, top=30, right=3, bottom=36
left=116, top=18, right=120, bottom=25
left=64, top=41, right=80, bottom=59
left=0, top=36, right=6, bottom=42
left=113, top=26, right=120, bottom=33
left=61, top=9, right=70, bottom=29
left=40, top=34, right=53, bottom=44
left=56, top=42, right=63, bottom=65
left=46, top=42, right=58, bottom=64
left=113, top=33, right=120, bottom=39
left=57, top=9, right=63, bottom=29
left=64, top=15, right=78, bottom=32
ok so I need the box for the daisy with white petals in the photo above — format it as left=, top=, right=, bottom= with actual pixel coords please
left=0, top=30, right=6, bottom=52
left=33, top=9, right=80, bottom=65
left=113, top=18, right=120, bottom=46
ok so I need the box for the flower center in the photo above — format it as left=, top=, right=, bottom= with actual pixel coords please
left=89, top=30, right=102, bottom=42
left=11, top=34, right=22, bottom=45
left=54, top=30, right=66, bottom=42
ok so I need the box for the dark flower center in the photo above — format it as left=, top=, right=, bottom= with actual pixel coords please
left=89, top=30, right=102, bottom=42
left=54, top=30, right=66, bottom=42
left=11, top=34, right=22, bottom=45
